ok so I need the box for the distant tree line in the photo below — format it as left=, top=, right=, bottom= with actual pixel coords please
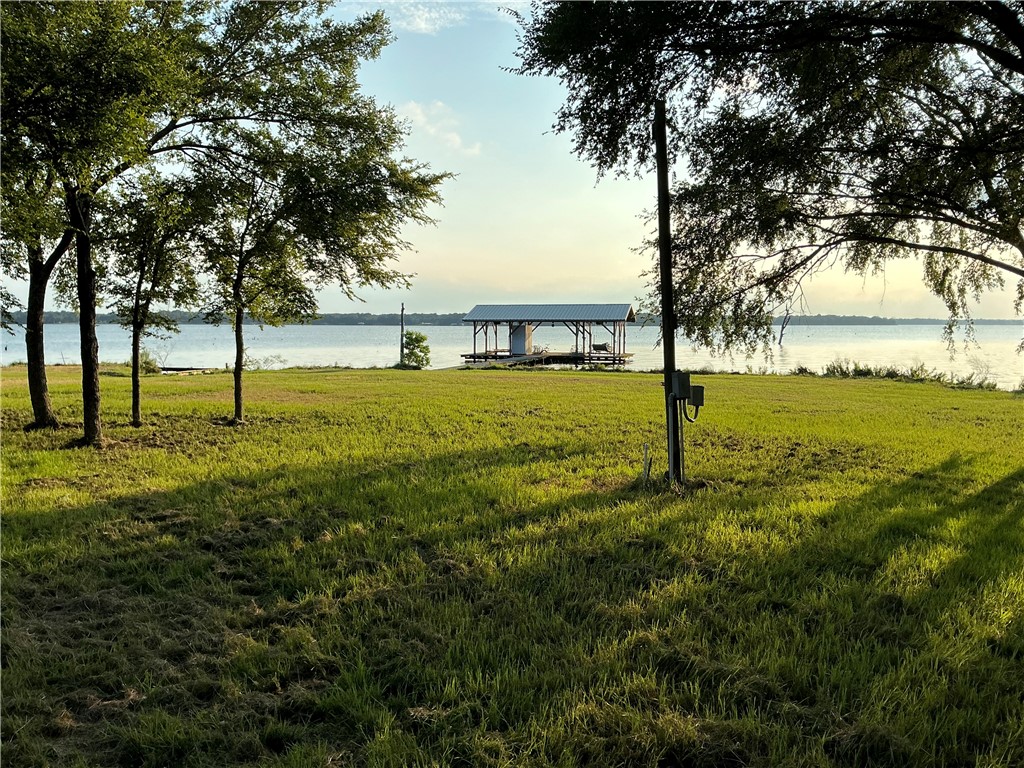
left=639, top=313, right=1019, bottom=326
left=311, top=313, right=466, bottom=326
left=5, top=310, right=469, bottom=326
left=769, top=315, right=1020, bottom=326
left=10, top=310, right=1018, bottom=327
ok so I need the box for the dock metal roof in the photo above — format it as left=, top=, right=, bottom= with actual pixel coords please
left=463, top=304, right=636, bottom=323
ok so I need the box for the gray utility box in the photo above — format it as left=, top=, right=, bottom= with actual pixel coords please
left=672, top=371, right=704, bottom=408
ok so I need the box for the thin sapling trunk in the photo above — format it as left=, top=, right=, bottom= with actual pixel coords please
left=232, top=299, right=244, bottom=424
left=131, top=324, right=143, bottom=427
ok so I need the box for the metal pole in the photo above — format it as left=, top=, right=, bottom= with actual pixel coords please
left=654, top=98, right=682, bottom=483
left=400, top=302, right=405, bottom=365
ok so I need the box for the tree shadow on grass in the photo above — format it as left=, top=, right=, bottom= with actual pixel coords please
left=3, top=442, right=643, bottom=765
left=572, top=457, right=1024, bottom=767
left=3, top=443, right=1022, bottom=767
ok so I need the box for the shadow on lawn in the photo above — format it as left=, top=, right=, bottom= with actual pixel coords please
left=593, top=456, right=1024, bottom=767
left=3, top=443, right=630, bottom=765
left=3, top=444, right=1022, bottom=767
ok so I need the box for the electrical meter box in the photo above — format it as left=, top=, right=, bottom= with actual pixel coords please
left=671, top=371, right=692, bottom=400
left=690, top=385, right=705, bottom=408
left=671, top=371, right=705, bottom=407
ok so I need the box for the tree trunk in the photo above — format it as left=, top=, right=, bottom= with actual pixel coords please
left=25, top=253, right=58, bottom=429
left=23, top=231, right=74, bottom=430
left=131, top=324, right=142, bottom=427
left=69, top=188, right=102, bottom=446
left=232, top=302, right=244, bottom=424
left=130, top=267, right=155, bottom=429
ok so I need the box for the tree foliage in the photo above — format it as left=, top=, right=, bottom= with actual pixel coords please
left=101, top=174, right=200, bottom=340
left=401, top=330, right=431, bottom=369
left=514, top=1, right=1024, bottom=352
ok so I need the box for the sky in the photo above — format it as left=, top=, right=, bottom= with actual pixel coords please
left=12, top=1, right=1020, bottom=321
left=327, top=1, right=1019, bottom=319
left=332, top=1, right=656, bottom=315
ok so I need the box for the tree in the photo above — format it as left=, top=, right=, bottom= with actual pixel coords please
left=0, top=170, right=74, bottom=428
left=99, top=174, right=201, bottom=427
left=514, top=1, right=1024, bottom=352
left=2, top=1, right=197, bottom=440
left=202, top=169, right=315, bottom=425
left=2, top=1, right=446, bottom=444
left=400, top=330, right=430, bottom=369
left=198, top=135, right=446, bottom=424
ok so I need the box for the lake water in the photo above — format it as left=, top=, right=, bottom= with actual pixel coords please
left=2, top=321, right=1022, bottom=390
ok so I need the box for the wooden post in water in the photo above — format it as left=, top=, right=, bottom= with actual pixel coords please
left=654, top=98, right=682, bottom=483
left=400, top=302, right=405, bottom=365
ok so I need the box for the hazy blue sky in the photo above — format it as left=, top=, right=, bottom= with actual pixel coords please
left=334, top=1, right=1018, bottom=319
left=333, top=1, right=654, bottom=316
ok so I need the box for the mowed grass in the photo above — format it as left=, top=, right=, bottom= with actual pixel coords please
left=2, top=365, right=1022, bottom=767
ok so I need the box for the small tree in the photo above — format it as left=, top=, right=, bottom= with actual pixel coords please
left=99, top=174, right=200, bottom=427
left=199, top=131, right=447, bottom=423
left=200, top=168, right=317, bottom=425
left=401, top=331, right=430, bottom=369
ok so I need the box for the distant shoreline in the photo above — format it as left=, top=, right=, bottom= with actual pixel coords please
left=769, top=315, right=1021, bottom=326
left=9, top=311, right=1021, bottom=327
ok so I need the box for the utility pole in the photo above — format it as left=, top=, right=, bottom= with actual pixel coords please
left=400, top=302, right=406, bottom=365
left=654, top=98, right=682, bottom=483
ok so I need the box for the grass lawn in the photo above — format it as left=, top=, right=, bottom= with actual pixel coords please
left=2, top=365, right=1022, bottom=767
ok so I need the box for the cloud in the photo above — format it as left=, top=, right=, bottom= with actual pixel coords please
left=388, top=3, right=468, bottom=34
left=343, top=2, right=529, bottom=34
left=399, top=100, right=482, bottom=156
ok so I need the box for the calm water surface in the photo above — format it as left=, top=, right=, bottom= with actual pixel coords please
left=3, top=322, right=1022, bottom=389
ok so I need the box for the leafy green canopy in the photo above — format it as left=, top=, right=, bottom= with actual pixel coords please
left=100, top=173, right=201, bottom=336
left=3, top=0, right=448, bottom=309
left=1, top=1, right=189, bottom=326
left=1, top=1, right=190, bottom=187
left=515, top=1, right=1024, bottom=352
left=194, top=129, right=446, bottom=331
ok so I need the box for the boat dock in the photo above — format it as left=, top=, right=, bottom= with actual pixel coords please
left=461, top=303, right=637, bottom=369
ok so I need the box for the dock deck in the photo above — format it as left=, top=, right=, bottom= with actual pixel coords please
left=459, top=350, right=633, bottom=368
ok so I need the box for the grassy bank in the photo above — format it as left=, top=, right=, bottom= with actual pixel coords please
left=2, top=367, right=1022, bottom=767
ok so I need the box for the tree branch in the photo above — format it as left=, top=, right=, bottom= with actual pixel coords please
left=838, top=233, right=1024, bottom=278
left=42, top=229, right=75, bottom=276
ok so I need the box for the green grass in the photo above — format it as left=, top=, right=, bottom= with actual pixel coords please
left=2, top=366, right=1022, bottom=767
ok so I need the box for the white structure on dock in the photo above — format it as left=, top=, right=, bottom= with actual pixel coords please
left=462, top=303, right=636, bottom=366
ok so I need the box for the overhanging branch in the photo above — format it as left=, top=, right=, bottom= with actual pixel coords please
left=839, top=233, right=1024, bottom=279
